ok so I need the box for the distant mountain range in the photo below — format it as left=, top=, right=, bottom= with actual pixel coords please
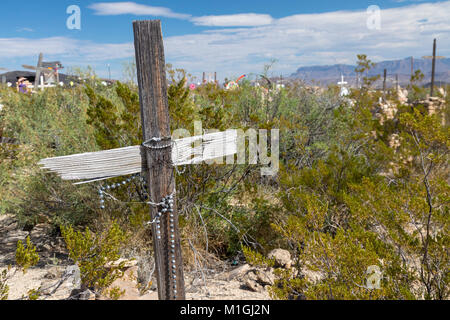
left=290, top=57, right=450, bottom=87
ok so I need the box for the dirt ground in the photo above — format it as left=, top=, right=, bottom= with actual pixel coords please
left=0, top=214, right=271, bottom=300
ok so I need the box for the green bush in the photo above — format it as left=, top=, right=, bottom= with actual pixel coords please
left=61, top=221, right=128, bottom=296
left=0, top=268, right=10, bottom=300
left=16, top=236, right=40, bottom=273
left=1, top=57, right=448, bottom=300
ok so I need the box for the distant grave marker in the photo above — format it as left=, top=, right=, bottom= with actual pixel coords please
left=22, top=53, right=64, bottom=89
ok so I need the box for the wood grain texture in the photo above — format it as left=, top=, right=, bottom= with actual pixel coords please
left=38, top=130, right=238, bottom=183
left=133, top=19, right=185, bottom=300
left=34, top=53, right=43, bottom=89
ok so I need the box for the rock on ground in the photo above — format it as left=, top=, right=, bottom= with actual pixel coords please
left=268, top=249, right=292, bottom=269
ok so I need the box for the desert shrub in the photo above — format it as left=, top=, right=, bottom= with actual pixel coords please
left=268, top=85, right=449, bottom=300
left=0, top=86, right=97, bottom=228
left=61, top=221, right=128, bottom=296
left=105, top=286, right=126, bottom=300
left=16, top=236, right=40, bottom=273
left=1, top=57, right=447, bottom=301
left=26, top=288, right=41, bottom=300
left=242, top=246, right=275, bottom=268
left=408, top=70, right=428, bottom=101
left=0, top=268, right=10, bottom=300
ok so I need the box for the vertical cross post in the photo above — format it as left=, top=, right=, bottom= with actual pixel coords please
left=430, top=38, right=437, bottom=97
left=34, top=53, right=43, bottom=89
left=56, top=68, right=60, bottom=84
left=383, top=68, right=387, bottom=100
left=133, top=20, right=185, bottom=300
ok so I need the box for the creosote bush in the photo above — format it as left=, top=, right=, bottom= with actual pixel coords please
left=0, top=268, right=10, bottom=300
left=15, top=236, right=40, bottom=274
left=1, top=57, right=448, bottom=300
left=61, top=221, right=129, bottom=297
left=242, top=246, right=275, bottom=268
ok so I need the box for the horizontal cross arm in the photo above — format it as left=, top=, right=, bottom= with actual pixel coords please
left=38, top=130, right=237, bottom=184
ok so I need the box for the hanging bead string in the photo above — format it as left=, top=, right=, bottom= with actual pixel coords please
left=143, top=136, right=179, bottom=298
left=98, top=137, right=179, bottom=299
left=157, top=193, right=178, bottom=299
left=142, top=136, right=172, bottom=150
left=97, top=173, right=149, bottom=208
left=97, top=173, right=177, bottom=221
left=142, top=136, right=186, bottom=176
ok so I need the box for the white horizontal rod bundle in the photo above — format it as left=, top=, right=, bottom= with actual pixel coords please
left=38, top=130, right=237, bottom=184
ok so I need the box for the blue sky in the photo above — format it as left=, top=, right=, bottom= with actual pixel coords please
left=0, top=0, right=449, bottom=81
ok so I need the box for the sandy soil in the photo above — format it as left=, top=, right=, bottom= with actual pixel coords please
left=0, top=214, right=270, bottom=300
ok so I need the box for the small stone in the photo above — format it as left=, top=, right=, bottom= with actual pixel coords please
left=268, top=249, right=292, bottom=269
left=228, top=264, right=251, bottom=281
left=66, top=265, right=81, bottom=290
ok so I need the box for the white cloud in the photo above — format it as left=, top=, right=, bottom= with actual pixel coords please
left=16, top=27, right=34, bottom=32
left=1, top=1, right=449, bottom=81
left=89, top=2, right=190, bottom=19
left=0, top=37, right=134, bottom=61
left=191, top=13, right=274, bottom=27
left=90, top=2, right=273, bottom=26
left=164, top=1, right=450, bottom=79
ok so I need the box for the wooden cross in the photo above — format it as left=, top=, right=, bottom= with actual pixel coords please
left=22, top=53, right=63, bottom=89
left=22, top=53, right=43, bottom=88
left=422, top=38, right=445, bottom=97
left=38, top=20, right=238, bottom=300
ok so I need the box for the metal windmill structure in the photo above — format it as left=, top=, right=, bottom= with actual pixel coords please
left=22, top=53, right=64, bottom=89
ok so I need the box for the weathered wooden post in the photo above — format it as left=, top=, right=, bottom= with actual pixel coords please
left=423, top=39, right=445, bottom=98
left=430, top=38, right=437, bottom=97
left=133, top=20, right=185, bottom=300
left=34, top=53, right=43, bottom=89
left=383, top=68, right=387, bottom=100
